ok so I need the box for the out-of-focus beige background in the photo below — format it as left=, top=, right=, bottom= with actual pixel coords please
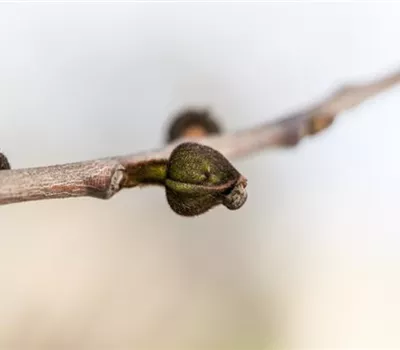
left=1, top=3, right=400, bottom=350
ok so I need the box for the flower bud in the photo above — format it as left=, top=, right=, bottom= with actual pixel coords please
left=165, top=142, right=247, bottom=216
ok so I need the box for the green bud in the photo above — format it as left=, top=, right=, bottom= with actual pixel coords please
left=165, top=142, right=247, bottom=216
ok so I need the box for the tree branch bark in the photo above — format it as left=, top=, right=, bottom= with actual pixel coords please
left=1, top=68, right=399, bottom=209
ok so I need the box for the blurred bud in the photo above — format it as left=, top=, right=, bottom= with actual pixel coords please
left=165, top=142, right=247, bottom=216
left=0, top=152, right=10, bottom=170
left=166, top=108, right=222, bottom=143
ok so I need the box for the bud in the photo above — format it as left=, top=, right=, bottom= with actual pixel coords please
left=0, top=152, right=10, bottom=170
left=166, top=108, right=222, bottom=143
left=165, top=142, right=247, bottom=216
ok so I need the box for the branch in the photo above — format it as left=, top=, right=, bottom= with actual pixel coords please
left=195, top=68, right=400, bottom=159
left=1, top=68, right=399, bottom=214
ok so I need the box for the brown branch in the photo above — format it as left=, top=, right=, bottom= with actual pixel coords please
left=0, top=68, right=399, bottom=211
left=0, top=160, right=125, bottom=205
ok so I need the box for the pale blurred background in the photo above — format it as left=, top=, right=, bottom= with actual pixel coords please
left=1, top=3, right=400, bottom=350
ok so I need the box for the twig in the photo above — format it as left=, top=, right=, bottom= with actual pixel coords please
left=0, top=68, right=399, bottom=213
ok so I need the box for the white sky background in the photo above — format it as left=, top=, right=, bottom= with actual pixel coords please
left=1, top=3, right=400, bottom=349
